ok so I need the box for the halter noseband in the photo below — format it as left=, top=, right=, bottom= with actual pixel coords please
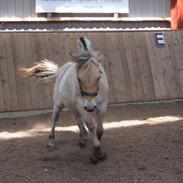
left=80, top=90, right=98, bottom=97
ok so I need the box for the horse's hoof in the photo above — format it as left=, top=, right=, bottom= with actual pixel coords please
left=94, top=151, right=107, bottom=161
left=79, top=142, right=86, bottom=148
left=90, top=155, right=99, bottom=164
left=79, top=140, right=86, bottom=148
left=46, top=142, right=56, bottom=149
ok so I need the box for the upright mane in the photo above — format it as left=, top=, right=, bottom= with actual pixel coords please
left=70, top=37, right=99, bottom=69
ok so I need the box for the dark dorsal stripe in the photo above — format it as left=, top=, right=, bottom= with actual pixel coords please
left=80, top=37, right=88, bottom=51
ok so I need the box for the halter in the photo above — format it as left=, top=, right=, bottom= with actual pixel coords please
left=80, top=89, right=98, bottom=97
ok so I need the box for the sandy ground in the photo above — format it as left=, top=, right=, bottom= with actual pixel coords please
left=0, top=101, right=183, bottom=183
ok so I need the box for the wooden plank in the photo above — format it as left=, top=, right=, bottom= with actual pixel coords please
left=160, top=31, right=178, bottom=99
left=123, top=32, right=144, bottom=102
left=39, top=33, right=54, bottom=109
left=23, top=33, right=37, bottom=110
left=27, top=33, right=44, bottom=110
left=134, top=32, right=156, bottom=101
left=173, top=30, right=183, bottom=94
left=167, top=31, right=183, bottom=97
left=119, top=32, right=134, bottom=102
left=101, top=33, right=118, bottom=103
left=101, top=33, right=120, bottom=103
left=145, top=32, right=167, bottom=100
left=0, top=33, right=5, bottom=112
left=110, top=32, right=133, bottom=102
left=0, top=33, right=11, bottom=111
left=178, top=30, right=183, bottom=92
left=31, top=32, right=49, bottom=109
left=20, top=33, right=33, bottom=110
left=12, top=33, right=32, bottom=111
left=4, top=33, right=18, bottom=111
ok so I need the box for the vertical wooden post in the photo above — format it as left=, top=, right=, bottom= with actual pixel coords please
left=171, top=0, right=183, bottom=29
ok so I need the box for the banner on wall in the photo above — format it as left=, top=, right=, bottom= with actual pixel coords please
left=36, top=0, right=129, bottom=13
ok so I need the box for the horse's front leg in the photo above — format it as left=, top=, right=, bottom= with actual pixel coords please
left=84, top=114, right=106, bottom=164
left=96, top=102, right=107, bottom=140
left=74, top=112, right=88, bottom=148
left=77, top=104, right=105, bottom=164
left=90, top=102, right=107, bottom=161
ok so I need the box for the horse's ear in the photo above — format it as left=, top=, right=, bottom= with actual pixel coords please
left=94, top=50, right=104, bottom=62
left=69, top=51, right=81, bottom=63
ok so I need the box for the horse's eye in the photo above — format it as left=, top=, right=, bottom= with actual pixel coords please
left=100, top=70, right=103, bottom=74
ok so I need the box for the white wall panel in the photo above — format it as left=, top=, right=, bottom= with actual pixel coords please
left=0, top=0, right=170, bottom=18
left=129, top=0, right=170, bottom=17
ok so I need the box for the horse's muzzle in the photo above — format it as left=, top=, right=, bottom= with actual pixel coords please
left=84, top=105, right=96, bottom=112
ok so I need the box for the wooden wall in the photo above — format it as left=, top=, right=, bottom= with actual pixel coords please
left=0, top=31, right=183, bottom=112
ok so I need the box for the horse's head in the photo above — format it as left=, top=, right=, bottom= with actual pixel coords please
left=78, top=57, right=102, bottom=112
left=73, top=37, right=102, bottom=112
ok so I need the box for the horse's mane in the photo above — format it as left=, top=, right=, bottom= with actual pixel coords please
left=70, top=52, right=95, bottom=69
left=70, top=37, right=102, bottom=70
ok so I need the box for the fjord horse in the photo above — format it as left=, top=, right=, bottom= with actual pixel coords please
left=21, top=37, right=108, bottom=164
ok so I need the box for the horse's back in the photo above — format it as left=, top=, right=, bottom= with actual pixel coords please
left=56, top=62, right=75, bottom=81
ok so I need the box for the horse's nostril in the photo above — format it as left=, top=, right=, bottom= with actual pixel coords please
left=94, top=105, right=96, bottom=109
left=84, top=106, right=87, bottom=111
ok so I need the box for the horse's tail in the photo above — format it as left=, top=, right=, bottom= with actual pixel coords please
left=20, top=59, right=59, bottom=81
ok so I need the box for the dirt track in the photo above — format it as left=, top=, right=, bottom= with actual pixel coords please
left=0, top=101, right=183, bottom=183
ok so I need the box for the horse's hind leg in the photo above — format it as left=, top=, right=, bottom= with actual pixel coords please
left=74, top=112, right=88, bottom=148
left=47, top=104, right=63, bottom=148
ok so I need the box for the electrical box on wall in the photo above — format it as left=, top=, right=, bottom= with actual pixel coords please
left=154, top=33, right=165, bottom=47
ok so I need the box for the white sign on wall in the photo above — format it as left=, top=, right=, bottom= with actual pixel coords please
left=36, top=0, right=129, bottom=14
left=154, top=33, right=166, bottom=47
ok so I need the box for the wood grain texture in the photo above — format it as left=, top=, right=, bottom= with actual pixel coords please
left=0, top=31, right=183, bottom=112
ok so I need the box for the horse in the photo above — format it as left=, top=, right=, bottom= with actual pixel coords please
left=21, top=37, right=108, bottom=164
